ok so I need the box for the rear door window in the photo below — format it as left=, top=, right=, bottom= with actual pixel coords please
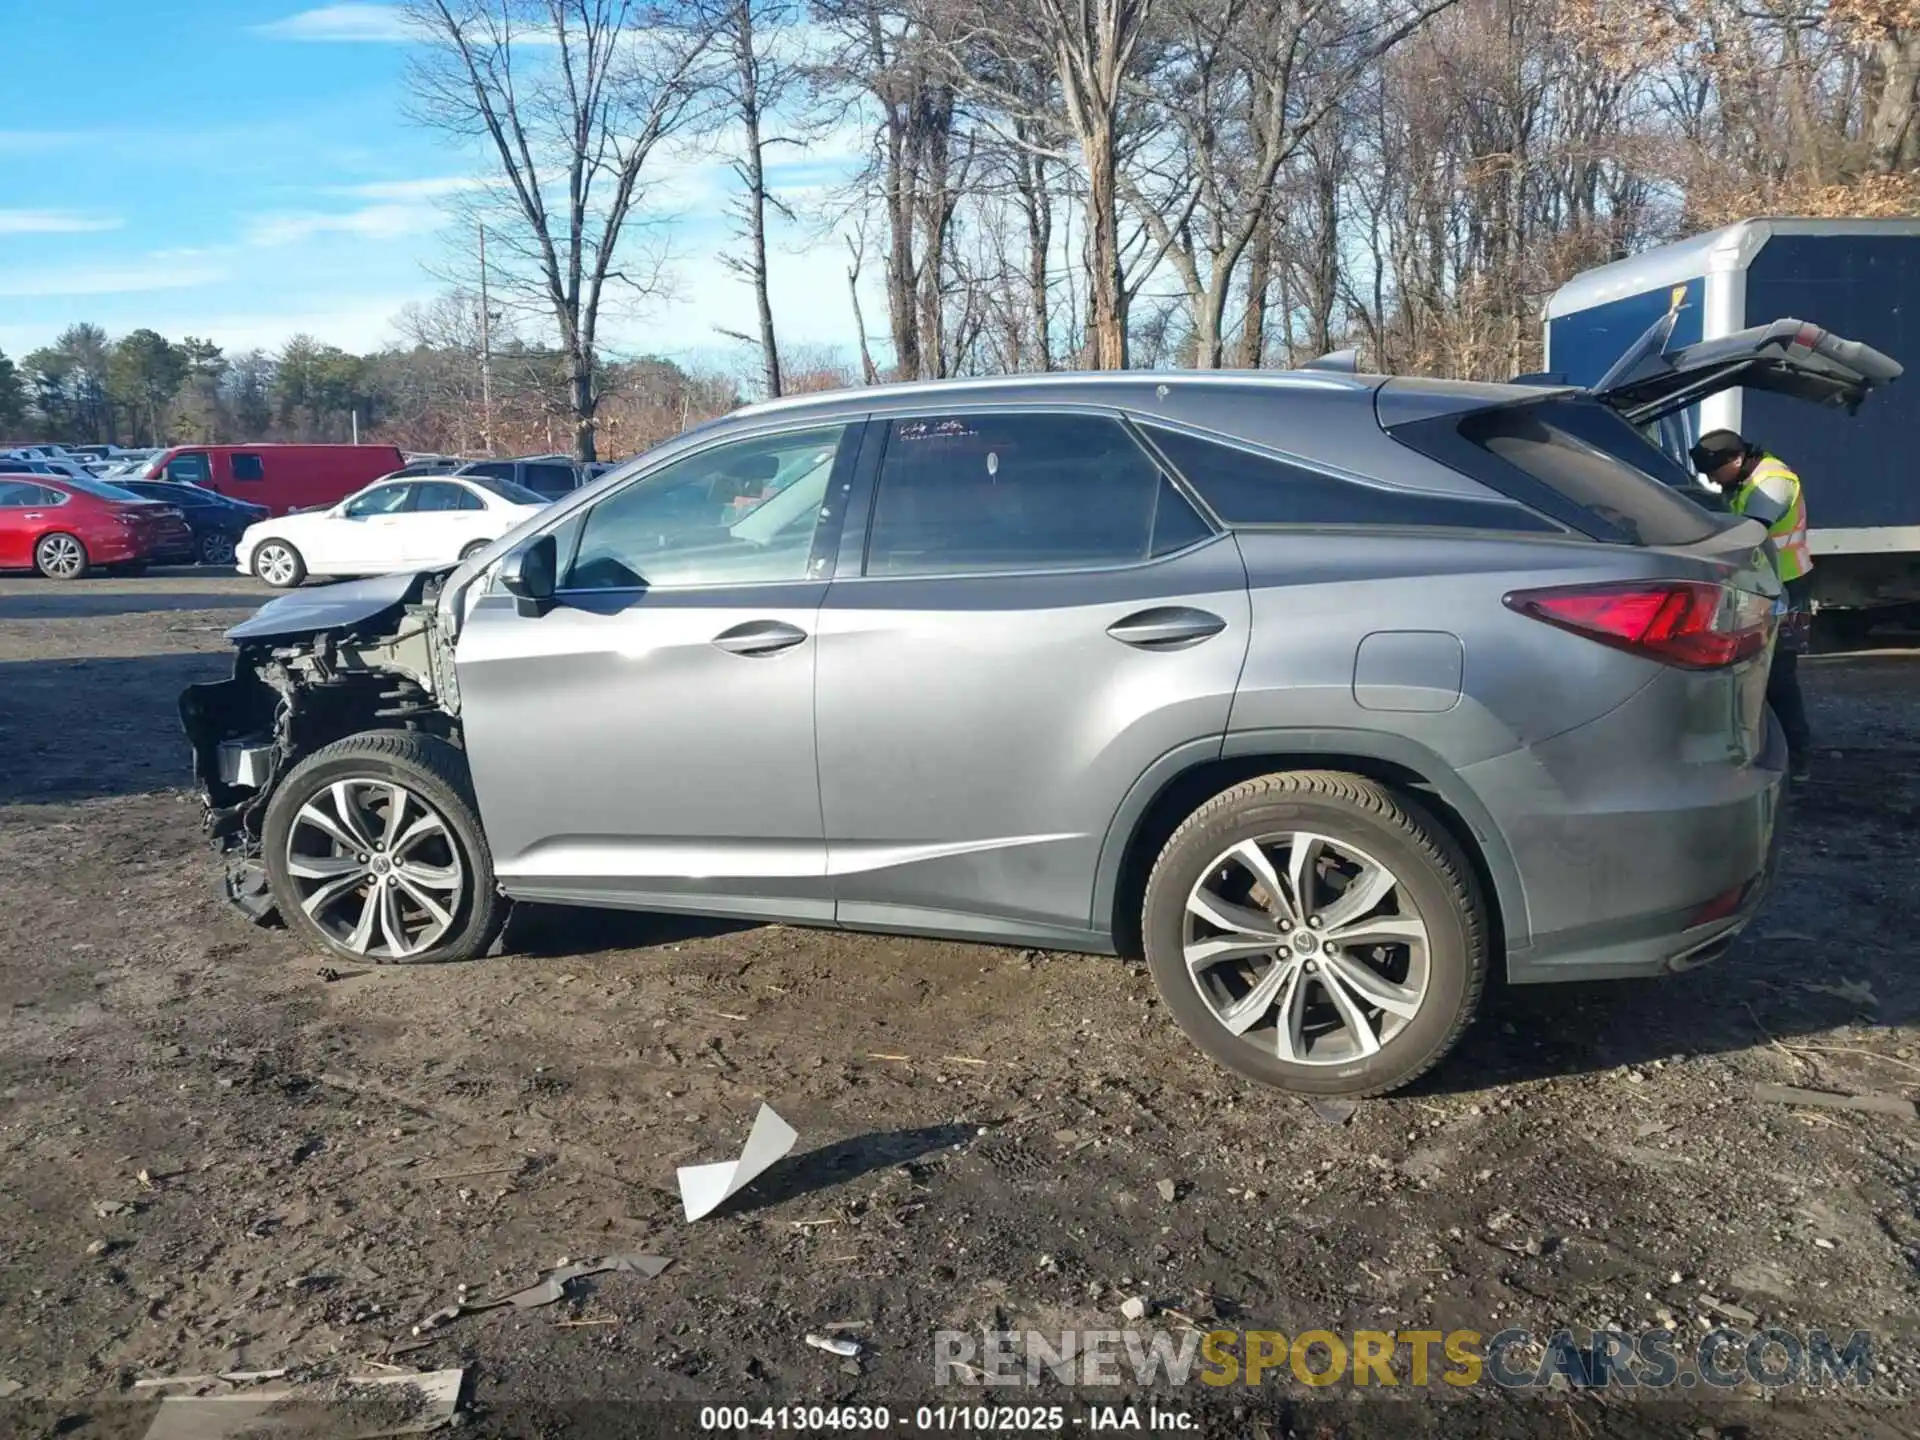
left=413, top=482, right=485, bottom=512
left=230, top=453, right=265, bottom=481
left=863, top=412, right=1210, bottom=576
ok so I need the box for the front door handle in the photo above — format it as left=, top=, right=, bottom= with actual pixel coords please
left=712, top=619, right=809, bottom=656
left=1107, top=606, right=1228, bottom=650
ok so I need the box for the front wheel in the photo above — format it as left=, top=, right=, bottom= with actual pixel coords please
left=459, top=539, right=493, bottom=561
left=253, top=539, right=306, bottom=587
left=260, top=731, right=508, bottom=965
left=35, top=532, right=89, bottom=580
left=1142, top=770, right=1487, bottom=1097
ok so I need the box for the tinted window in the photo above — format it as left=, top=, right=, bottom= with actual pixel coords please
left=1149, top=475, right=1215, bottom=555
left=413, top=482, right=484, bottom=513
left=1460, top=401, right=1719, bottom=546
left=55, top=474, right=148, bottom=504
left=524, top=462, right=577, bottom=498
left=865, top=413, right=1175, bottom=576
left=1144, top=424, right=1559, bottom=533
left=342, top=483, right=416, bottom=518
left=566, top=425, right=846, bottom=590
left=460, top=461, right=517, bottom=480
left=230, top=453, right=265, bottom=481
left=0, top=481, right=41, bottom=506
left=164, top=452, right=210, bottom=484
left=465, top=474, right=548, bottom=507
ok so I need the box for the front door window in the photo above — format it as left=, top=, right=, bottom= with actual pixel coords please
left=564, top=425, right=847, bottom=591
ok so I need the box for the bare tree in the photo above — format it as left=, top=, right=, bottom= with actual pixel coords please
left=404, top=0, right=713, bottom=459
left=698, top=0, right=817, bottom=396
left=1031, top=0, right=1151, bottom=368
left=814, top=0, right=976, bottom=379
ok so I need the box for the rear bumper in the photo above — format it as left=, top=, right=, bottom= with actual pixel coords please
left=1485, top=707, right=1788, bottom=985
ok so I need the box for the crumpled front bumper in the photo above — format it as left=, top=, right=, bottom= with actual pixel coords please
left=179, top=664, right=287, bottom=928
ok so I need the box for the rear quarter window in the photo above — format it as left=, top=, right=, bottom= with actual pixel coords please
left=1462, top=403, right=1719, bottom=545
left=1395, top=398, right=1724, bottom=546
left=1141, top=424, right=1561, bottom=533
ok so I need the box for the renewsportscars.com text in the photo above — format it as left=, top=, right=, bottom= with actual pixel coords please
left=933, top=1327, right=1874, bottom=1390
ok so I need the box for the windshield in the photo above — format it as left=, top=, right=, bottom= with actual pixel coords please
left=59, top=474, right=153, bottom=504
left=464, top=474, right=549, bottom=507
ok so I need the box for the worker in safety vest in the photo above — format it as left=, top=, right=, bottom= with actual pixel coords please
left=1689, top=429, right=1813, bottom=781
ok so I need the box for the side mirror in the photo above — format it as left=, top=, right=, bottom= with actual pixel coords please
left=500, top=532, right=557, bottom=618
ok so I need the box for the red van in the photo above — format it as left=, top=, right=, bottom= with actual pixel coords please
left=138, top=444, right=406, bottom=517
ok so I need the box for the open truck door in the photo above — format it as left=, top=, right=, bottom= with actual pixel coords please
left=1589, top=312, right=1902, bottom=428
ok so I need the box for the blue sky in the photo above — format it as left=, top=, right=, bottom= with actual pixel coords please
left=0, top=2, right=871, bottom=371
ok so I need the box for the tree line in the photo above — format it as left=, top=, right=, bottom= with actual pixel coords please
left=0, top=313, right=771, bottom=461
left=9, top=0, right=1918, bottom=460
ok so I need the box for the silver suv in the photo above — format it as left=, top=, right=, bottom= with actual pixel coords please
left=181, top=317, right=1897, bottom=1095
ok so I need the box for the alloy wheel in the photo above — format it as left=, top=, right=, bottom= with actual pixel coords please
left=285, top=778, right=466, bottom=959
left=200, top=532, right=237, bottom=566
left=37, top=535, right=84, bottom=578
left=1183, top=832, right=1430, bottom=1065
left=257, top=544, right=298, bottom=585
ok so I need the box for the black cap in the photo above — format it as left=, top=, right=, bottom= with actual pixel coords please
left=1689, top=429, right=1748, bottom=473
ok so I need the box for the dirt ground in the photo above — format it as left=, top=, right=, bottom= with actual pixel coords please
left=2, top=570, right=1918, bottom=1440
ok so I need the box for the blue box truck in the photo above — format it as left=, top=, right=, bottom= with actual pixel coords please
left=1545, top=217, right=1918, bottom=630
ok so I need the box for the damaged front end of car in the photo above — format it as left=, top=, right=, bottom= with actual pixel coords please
left=179, top=570, right=466, bottom=924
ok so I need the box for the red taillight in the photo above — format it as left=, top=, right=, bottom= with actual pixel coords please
left=1505, top=580, right=1773, bottom=669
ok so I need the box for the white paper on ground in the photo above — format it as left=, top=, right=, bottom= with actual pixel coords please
left=678, top=1103, right=798, bottom=1221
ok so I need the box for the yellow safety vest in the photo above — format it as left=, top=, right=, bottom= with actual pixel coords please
left=1730, top=455, right=1812, bottom=582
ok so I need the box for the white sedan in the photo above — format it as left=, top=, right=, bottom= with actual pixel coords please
left=239, top=475, right=549, bottom=588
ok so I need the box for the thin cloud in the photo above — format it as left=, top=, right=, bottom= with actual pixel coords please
left=255, top=4, right=413, bottom=42
left=0, top=209, right=123, bottom=235
left=0, top=131, right=89, bottom=154
left=329, top=177, right=487, bottom=201
left=244, top=202, right=440, bottom=247
left=0, top=257, right=225, bottom=298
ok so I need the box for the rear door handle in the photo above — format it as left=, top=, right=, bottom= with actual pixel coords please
left=712, top=619, right=809, bottom=656
left=1107, top=606, right=1228, bottom=650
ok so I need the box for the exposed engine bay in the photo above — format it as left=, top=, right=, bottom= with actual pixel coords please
left=178, top=569, right=467, bottom=923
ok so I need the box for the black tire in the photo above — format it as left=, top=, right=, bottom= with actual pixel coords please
left=459, top=539, right=493, bottom=561
left=1142, top=770, right=1487, bottom=1097
left=34, top=532, right=89, bottom=580
left=253, top=538, right=306, bottom=588
left=261, top=731, right=508, bottom=966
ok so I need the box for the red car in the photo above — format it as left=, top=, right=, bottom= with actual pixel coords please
left=0, top=473, right=195, bottom=579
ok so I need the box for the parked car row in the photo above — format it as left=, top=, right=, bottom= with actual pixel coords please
left=3, top=441, right=619, bottom=580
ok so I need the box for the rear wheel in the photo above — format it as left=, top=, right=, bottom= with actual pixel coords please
left=34, top=532, right=89, bottom=580
left=199, top=530, right=238, bottom=567
left=261, top=731, right=507, bottom=965
left=1142, top=770, right=1487, bottom=1097
left=253, top=539, right=305, bottom=587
